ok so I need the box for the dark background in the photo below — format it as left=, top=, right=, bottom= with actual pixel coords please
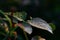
left=0, top=0, right=60, bottom=40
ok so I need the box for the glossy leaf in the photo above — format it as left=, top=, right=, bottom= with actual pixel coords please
left=27, top=17, right=53, bottom=34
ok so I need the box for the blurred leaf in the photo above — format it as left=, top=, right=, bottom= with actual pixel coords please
left=17, top=25, right=28, bottom=40
left=0, top=10, right=12, bottom=28
left=0, top=11, right=29, bottom=40
left=0, top=20, right=7, bottom=34
left=0, top=10, right=6, bottom=18
left=5, top=15, right=12, bottom=28
left=49, top=23, right=56, bottom=31
left=13, top=12, right=27, bottom=20
left=4, top=12, right=27, bottom=21
left=22, top=22, right=32, bottom=34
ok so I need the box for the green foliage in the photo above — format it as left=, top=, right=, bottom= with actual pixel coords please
left=5, top=11, right=27, bottom=20
left=0, top=10, right=28, bottom=40
left=13, top=11, right=27, bottom=20
left=49, top=23, right=56, bottom=31
left=0, top=10, right=56, bottom=40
